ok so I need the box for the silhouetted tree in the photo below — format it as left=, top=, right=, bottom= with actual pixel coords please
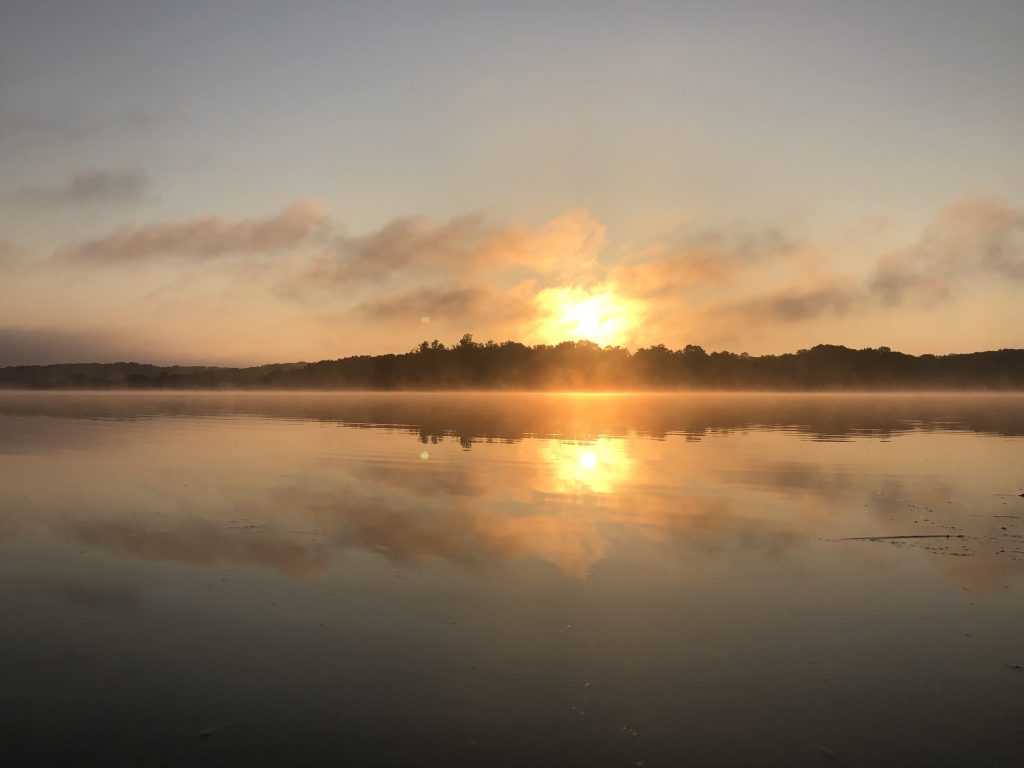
left=1, top=339, right=1022, bottom=390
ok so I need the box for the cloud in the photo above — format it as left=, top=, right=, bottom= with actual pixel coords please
left=358, top=286, right=494, bottom=321
left=60, top=200, right=331, bottom=262
left=687, top=196, right=1024, bottom=334
left=355, top=284, right=535, bottom=335
left=610, top=227, right=798, bottom=297
left=478, top=208, right=607, bottom=277
left=869, top=195, right=1024, bottom=306
left=291, top=209, right=606, bottom=295
left=51, top=203, right=605, bottom=299
left=16, top=168, right=147, bottom=207
left=699, top=280, right=860, bottom=326
left=15, top=193, right=1020, bottom=359
left=324, top=214, right=493, bottom=283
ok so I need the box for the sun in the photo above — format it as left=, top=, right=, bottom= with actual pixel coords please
left=535, top=286, right=641, bottom=347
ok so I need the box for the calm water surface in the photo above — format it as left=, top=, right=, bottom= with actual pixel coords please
left=1, top=392, right=1022, bottom=767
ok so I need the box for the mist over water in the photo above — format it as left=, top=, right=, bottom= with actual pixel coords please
left=2, top=392, right=1022, bottom=766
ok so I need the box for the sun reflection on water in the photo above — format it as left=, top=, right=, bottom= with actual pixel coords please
left=543, top=437, right=632, bottom=495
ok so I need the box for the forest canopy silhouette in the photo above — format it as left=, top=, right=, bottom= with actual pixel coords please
left=1, top=337, right=1022, bottom=390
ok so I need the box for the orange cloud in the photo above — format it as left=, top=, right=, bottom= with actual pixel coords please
left=477, top=208, right=607, bottom=278
left=11, top=193, right=1019, bottom=362
left=289, top=209, right=606, bottom=296
left=610, top=228, right=797, bottom=298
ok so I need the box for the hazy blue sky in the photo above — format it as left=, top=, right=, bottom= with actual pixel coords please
left=1, top=1, right=1022, bottom=364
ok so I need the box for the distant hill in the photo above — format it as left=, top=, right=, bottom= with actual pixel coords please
left=1, top=339, right=1022, bottom=390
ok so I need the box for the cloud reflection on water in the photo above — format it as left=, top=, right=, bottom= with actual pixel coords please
left=0, top=393, right=1021, bottom=589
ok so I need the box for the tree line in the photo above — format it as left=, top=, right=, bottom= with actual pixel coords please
left=1, top=336, right=1022, bottom=390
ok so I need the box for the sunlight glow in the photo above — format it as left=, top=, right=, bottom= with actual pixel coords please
left=543, top=438, right=633, bottom=495
left=534, top=286, right=642, bottom=347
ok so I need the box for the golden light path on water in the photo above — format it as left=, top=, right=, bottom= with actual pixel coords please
left=542, top=437, right=634, bottom=495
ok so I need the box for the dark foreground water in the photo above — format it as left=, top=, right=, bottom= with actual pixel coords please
left=1, top=392, right=1022, bottom=767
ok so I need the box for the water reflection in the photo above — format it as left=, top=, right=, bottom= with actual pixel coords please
left=74, top=519, right=329, bottom=580
left=1, top=393, right=1023, bottom=766
left=2, top=391, right=1023, bottom=442
left=545, top=437, right=632, bottom=494
left=1, top=393, right=1020, bottom=587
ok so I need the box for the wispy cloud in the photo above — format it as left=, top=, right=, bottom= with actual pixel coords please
left=869, top=195, right=1024, bottom=306
left=476, top=208, right=607, bottom=278
left=293, top=208, right=606, bottom=293
left=358, top=286, right=493, bottom=321
left=59, top=201, right=331, bottom=262
left=354, top=284, right=536, bottom=338
left=611, top=227, right=798, bottom=297
left=16, top=168, right=148, bottom=207
left=701, top=280, right=859, bottom=326
left=307, top=214, right=493, bottom=285
left=19, top=193, right=1021, bottom=360
left=686, top=196, right=1024, bottom=332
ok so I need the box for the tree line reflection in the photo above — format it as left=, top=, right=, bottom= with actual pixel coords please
left=1, top=391, right=1022, bottom=445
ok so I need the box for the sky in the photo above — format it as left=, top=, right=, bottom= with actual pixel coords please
left=1, top=0, right=1022, bottom=366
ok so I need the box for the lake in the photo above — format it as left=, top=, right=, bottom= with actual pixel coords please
left=1, top=392, right=1022, bottom=766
